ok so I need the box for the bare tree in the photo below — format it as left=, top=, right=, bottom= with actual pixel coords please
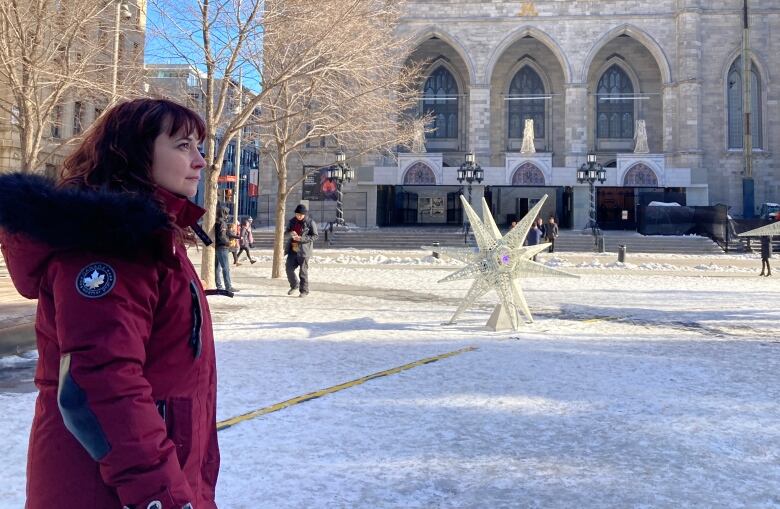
left=148, top=0, right=276, bottom=288
left=0, top=0, right=144, bottom=172
left=149, top=0, right=425, bottom=285
left=256, top=0, right=427, bottom=278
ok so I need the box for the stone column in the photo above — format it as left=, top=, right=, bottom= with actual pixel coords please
left=564, top=83, right=588, bottom=168
left=467, top=85, right=491, bottom=157
left=674, top=1, right=704, bottom=182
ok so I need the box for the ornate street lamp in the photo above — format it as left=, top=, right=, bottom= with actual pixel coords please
left=327, top=150, right=353, bottom=228
left=456, top=152, right=483, bottom=206
left=457, top=152, right=484, bottom=242
left=577, top=153, right=607, bottom=248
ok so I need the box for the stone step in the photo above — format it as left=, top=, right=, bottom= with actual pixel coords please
left=246, top=229, right=724, bottom=254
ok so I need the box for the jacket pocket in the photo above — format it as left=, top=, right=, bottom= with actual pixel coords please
left=161, top=397, right=193, bottom=468
left=189, top=280, right=203, bottom=358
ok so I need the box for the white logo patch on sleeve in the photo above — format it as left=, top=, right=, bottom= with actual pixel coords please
left=75, top=262, right=117, bottom=298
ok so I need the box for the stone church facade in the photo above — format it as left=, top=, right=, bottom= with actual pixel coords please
left=261, top=0, right=780, bottom=230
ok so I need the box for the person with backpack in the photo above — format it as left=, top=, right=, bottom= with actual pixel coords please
left=238, top=217, right=257, bottom=264
left=214, top=206, right=240, bottom=291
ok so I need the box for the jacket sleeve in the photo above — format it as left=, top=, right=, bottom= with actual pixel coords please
left=50, top=254, right=194, bottom=508
left=300, top=219, right=319, bottom=244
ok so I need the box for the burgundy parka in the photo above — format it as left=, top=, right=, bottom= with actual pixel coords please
left=0, top=174, right=219, bottom=509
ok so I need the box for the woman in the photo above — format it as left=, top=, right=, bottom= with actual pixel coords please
left=0, top=99, right=219, bottom=509
left=237, top=217, right=257, bottom=264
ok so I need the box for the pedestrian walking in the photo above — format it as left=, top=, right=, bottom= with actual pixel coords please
left=237, top=217, right=257, bottom=264
left=0, top=98, right=219, bottom=509
left=544, top=215, right=559, bottom=253
left=228, top=222, right=241, bottom=265
left=214, top=205, right=240, bottom=291
left=527, top=218, right=543, bottom=261
left=760, top=235, right=772, bottom=276
left=285, top=204, right=318, bottom=297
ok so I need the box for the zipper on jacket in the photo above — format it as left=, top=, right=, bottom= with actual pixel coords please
left=188, top=280, right=203, bottom=359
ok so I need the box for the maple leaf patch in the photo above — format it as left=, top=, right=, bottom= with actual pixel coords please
left=75, top=263, right=116, bottom=298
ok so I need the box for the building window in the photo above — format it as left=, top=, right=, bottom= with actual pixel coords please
left=51, top=105, right=62, bottom=138
left=623, top=163, right=658, bottom=187
left=727, top=57, right=762, bottom=149
left=73, top=101, right=84, bottom=134
left=508, top=67, right=545, bottom=139
left=422, top=67, right=458, bottom=139
left=597, top=65, right=634, bottom=139
left=511, top=162, right=545, bottom=186
left=403, top=162, right=437, bottom=185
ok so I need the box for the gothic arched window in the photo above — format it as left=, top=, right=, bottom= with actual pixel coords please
left=511, top=162, right=546, bottom=186
left=727, top=58, right=762, bottom=149
left=623, top=163, right=658, bottom=187
left=422, top=67, right=459, bottom=139
left=404, top=162, right=437, bottom=185
left=508, top=66, right=545, bottom=139
left=597, top=65, right=634, bottom=139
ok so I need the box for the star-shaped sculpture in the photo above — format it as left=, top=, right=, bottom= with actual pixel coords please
left=437, top=194, right=577, bottom=331
left=739, top=221, right=780, bottom=237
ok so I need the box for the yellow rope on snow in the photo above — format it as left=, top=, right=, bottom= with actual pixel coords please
left=217, top=346, right=478, bottom=432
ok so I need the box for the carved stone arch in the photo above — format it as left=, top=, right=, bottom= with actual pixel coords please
left=721, top=48, right=768, bottom=150
left=423, top=58, right=467, bottom=99
left=505, top=58, right=551, bottom=143
left=593, top=56, right=641, bottom=95
left=511, top=162, right=546, bottom=186
left=593, top=57, right=641, bottom=142
left=403, top=162, right=437, bottom=185
left=623, top=163, right=659, bottom=187
left=504, top=58, right=552, bottom=98
left=720, top=46, right=771, bottom=86
left=486, top=26, right=572, bottom=84
left=407, top=27, right=477, bottom=85
left=580, top=24, right=673, bottom=85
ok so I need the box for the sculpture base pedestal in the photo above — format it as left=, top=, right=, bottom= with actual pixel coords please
left=485, top=304, right=516, bottom=331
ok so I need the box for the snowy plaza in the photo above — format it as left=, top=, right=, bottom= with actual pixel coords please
left=1, top=250, right=779, bottom=508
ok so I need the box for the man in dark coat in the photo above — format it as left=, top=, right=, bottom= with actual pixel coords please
left=760, top=236, right=772, bottom=276
left=544, top=215, right=559, bottom=253
left=214, top=205, right=240, bottom=291
left=285, top=204, right=319, bottom=296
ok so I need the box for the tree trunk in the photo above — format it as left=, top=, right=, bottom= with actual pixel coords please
left=271, top=156, right=288, bottom=279
left=199, top=159, right=219, bottom=287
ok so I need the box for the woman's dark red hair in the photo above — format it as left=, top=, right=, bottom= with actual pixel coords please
left=59, top=98, right=206, bottom=193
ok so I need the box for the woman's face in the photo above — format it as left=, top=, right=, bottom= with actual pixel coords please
left=151, top=128, right=206, bottom=198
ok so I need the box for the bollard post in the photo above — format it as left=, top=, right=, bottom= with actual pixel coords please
left=432, top=241, right=440, bottom=259
left=618, top=244, right=627, bottom=263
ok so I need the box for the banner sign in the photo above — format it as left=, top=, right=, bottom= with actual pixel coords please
left=302, top=166, right=338, bottom=201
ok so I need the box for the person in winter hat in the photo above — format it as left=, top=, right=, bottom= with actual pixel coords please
left=238, top=217, right=256, bottom=264
left=214, top=205, right=239, bottom=290
left=0, top=98, right=220, bottom=509
left=284, top=204, right=318, bottom=296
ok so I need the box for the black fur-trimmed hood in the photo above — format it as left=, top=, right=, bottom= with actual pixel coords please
left=0, top=173, right=170, bottom=253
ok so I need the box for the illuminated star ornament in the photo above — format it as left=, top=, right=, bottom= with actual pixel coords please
left=437, top=194, right=577, bottom=331
left=739, top=221, right=780, bottom=237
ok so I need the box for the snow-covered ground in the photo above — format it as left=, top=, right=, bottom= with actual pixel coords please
left=1, top=251, right=779, bottom=508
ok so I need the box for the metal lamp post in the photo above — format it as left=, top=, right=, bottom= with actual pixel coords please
left=327, top=150, right=354, bottom=228
left=577, top=153, right=607, bottom=248
left=110, top=0, right=132, bottom=104
left=457, top=152, right=484, bottom=241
